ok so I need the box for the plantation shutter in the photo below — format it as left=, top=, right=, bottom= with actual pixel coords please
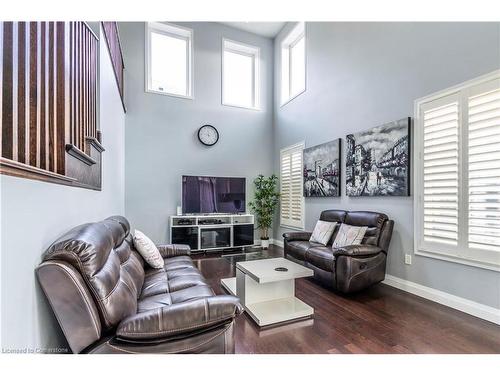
left=280, top=143, right=304, bottom=229
left=467, top=81, right=500, bottom=254
left=422, top=98, right=460, bottom=248
left=416, top=72, right=500, bottom=268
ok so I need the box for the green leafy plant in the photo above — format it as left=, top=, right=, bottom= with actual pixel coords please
left=248, top=174, right=280, bottom=240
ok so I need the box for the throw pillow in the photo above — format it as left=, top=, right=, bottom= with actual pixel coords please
left=332, top=223, right=367, bottom=247
left=309, top=220, right=337, bottom=245
left=133, top=230, right=164, bottom=269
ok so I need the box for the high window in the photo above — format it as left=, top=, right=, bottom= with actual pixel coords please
left=280, top=142, right=305, bottom=229
left=281, top=22, right=306, bottom=105
left=414, top=70, right=500, bottom=270
left=222, top=39, right=259, bottom=110
left=145, top=22, right=193, bottom=98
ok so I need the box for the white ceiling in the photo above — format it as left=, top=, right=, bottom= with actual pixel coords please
left=220, top=22, right=286, bottom=38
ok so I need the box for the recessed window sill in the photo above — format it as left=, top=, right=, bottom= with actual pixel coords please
left=145, top=88, right=193, bottom=100
left=415, top=248, right=500, bottom=273
left=280, top=224, right=305, bottom=231
left=222, top=101, right=260, bottom=111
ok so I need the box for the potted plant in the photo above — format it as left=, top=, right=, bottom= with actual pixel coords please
left=249, top=174, right=280, bottom=249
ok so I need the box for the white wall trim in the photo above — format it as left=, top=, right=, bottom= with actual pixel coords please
left=253, top=238, right=283, bottom=247
left=382, top=274, right=500, bottom=325
left=271, top=238, right=284, bottom=248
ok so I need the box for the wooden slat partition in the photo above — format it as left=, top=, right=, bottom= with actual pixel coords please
left=102, top=22, right=125, bottom=111
left=70, top=22, right=99, bottom=153
left=40, top=22, right=46, bottom=170
left=1, top=21, right=102, bottom=188
left=28, top=22, right=37, bottom=167
left=17, top=22, right=26, bottom=164
left=2, top=22, right=14, bottom=160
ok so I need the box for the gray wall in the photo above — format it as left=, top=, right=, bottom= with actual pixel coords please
left=273, top=22, right=500, bottom=308
left=119, top=22, right=274, bottom=243
left=0, top=24, right=126, bottom=351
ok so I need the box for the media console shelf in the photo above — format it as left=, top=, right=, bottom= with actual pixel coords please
left=170, top=214, right=255, bottom=253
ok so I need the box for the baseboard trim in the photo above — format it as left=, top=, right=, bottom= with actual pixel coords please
left=271, top=238, right=284, bottom=247
left=382, top=274, right=500, bottom=325
left=253, top=238, right=284, bottom=247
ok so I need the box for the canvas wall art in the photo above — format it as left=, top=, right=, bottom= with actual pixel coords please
left=346, top=118, right=410, bottom=197
left=303, top=139, right=341, bottom=197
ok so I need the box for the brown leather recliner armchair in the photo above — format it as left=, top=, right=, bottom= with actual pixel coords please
left=36, top=216, right=243, bottom=354
left=283, top=210, right=394, bottom=293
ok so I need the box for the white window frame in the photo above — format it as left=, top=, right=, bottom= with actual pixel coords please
left=281, top=22, right=306, bottom=107
left=221, top=38, right=260, bottom=110
left=145, top=22, right=193, bottom=99
left=280, top=142, right=305, bottom=230
left=414, top=70, right=500, bottom=272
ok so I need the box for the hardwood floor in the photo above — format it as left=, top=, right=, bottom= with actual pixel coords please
left=192, top=245, right=500, bottom=354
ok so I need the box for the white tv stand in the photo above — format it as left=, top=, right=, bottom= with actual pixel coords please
left=169, top=214, right=255, bottom=253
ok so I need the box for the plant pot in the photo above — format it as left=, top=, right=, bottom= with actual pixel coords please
left=261, top=239, right=270, bottom=249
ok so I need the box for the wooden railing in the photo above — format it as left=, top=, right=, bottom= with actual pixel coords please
left=69, top=22, right=99, bottom=153
left=102, top=22, right=125, bottom=110
left=1, top=21, right=103, bottom=189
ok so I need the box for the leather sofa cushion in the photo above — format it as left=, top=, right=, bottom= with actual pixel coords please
left=362, top=227, right=380, bottom=246
left=140, top=258, right=209, bottom=298
left=138, top=293, right=172, bottom=313
left=320, top=209, right=348, bottom=223
left=138, top=253, right=213, bottom=315
left=164, top=256, right=196, bottom=271
left=141, top=268, right=169, bottom=298
left=305, top=246, right=335, bottom=272
left=345, top=211, right=388, bottom=227
left=283, top=231, right=313, bottom=242
left=332, top=244, right=383, bottom=257
left=117, top=295, right=243, bottom=341
left=41, top=216, right=144, bottom=330
left=168, top=274, right=208, bottom=293
left=138, top=285, right=215, bottom=313
left=158, top=244, right=191, bottom=258
left=286, top=240, right=324, bottom=261
left=170, top=285, right=215, bottom=304
left=345, top=211, right=388, bottom=246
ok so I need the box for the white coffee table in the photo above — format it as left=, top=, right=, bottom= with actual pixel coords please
left=221, top=257, right=314, bottom=327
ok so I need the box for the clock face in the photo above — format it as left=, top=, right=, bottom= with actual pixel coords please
left=198, top=125, right=219, bottom=146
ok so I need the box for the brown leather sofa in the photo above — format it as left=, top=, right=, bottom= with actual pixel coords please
left=36, top=216, right=243, bottom=354
left=283, top=210, right=394, bottom=293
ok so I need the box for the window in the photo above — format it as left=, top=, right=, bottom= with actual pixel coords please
left=222, top=39, right=259, bottom=110
left=145, top=22, right=192, bottom=98
left=280, top=142, right=305, bottom=229
left=414, top=70, right=500, bottom=270
left=281, top=22, right=306, bottom=105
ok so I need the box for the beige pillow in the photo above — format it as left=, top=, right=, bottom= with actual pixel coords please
left=133, top=230, right=164, bottom=269
left=310, top=220, right=337, bottom=245
left=332, top=223, right=367, bottom=247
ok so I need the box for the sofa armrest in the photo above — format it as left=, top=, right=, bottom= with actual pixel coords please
left=156, top=244, right=191, bottom=258
left=332, top=244, right=383, bottom=257
left=283, top=231, right=312, bottom=242
left=116, top=295, right=243, bottom=341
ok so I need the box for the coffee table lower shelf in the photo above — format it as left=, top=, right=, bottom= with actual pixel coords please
left=221, top=277, right=313, bottom=327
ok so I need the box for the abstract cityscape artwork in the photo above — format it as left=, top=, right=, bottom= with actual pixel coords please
left=346, top=118, right=410, bottom=197
left=303, top=139, right=341, bottom=197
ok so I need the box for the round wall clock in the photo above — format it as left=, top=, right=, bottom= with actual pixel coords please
left=198, top=124, right=219, bottom=146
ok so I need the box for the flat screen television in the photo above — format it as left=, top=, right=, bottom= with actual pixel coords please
left=182, top=175, right=246, bottom=214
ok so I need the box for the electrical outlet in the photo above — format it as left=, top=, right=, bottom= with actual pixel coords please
left=405, top=254, right=412, bottom=265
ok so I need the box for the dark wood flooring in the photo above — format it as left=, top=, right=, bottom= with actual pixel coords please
left=192, top=245, right=500, bottom=354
